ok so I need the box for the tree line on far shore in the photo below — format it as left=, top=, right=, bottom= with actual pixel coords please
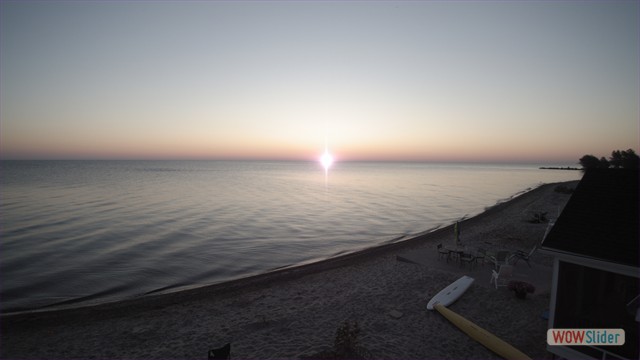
left=579, top=149, right=639, bottom=170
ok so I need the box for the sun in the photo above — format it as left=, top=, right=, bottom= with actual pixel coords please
left=320, top=151, right=334, bottom=170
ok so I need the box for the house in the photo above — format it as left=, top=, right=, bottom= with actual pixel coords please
left=540, top=169, right=639, bottom=360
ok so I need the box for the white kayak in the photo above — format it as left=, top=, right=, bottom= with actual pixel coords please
left=427, top=275, right=474, bottom=310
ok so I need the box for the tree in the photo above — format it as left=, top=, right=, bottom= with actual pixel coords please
left=579, top=155, right=605, bottom=170
left=610, top=149, right=639, bottom=169
left=580, top=149, right=639, bottom=170
left=599, top=157, right=610, bottom=168
left=610, top=150, right=623, bottom=168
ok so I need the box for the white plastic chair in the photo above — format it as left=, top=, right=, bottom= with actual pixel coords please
left=490, top=265, right=513, bottom=289
left=489, top=250, right=511, bottom=269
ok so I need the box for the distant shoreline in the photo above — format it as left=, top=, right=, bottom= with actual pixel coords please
left=540, top=166, right=581, bottom=171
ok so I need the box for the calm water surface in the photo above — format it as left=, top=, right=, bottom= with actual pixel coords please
left=0, top=161, right=581, bottom=312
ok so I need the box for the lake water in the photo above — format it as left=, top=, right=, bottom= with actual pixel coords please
left=0, top=161, right=582, bottom=312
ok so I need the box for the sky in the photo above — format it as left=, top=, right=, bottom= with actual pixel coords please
left=1, top=1, right=638, bottom=164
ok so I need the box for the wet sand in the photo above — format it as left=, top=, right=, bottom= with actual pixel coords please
left=1, top=181, right=578, bottom=359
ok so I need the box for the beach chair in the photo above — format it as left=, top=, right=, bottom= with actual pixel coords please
left=490, top=265, right=513, bottom=289
left=489, top=250, right=510, bottom=269
left=209, top=343, right=231, bottom=359
left=512, top=246, right=537, bottom=267
left=459, top=252, right=476, bottom=269
left=437, top=243, right=450, bottom=262
left=475, top=248, right=486, bottom=266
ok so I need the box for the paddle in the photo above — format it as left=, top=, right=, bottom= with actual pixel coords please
left=433, top=303, right=531, bottom=360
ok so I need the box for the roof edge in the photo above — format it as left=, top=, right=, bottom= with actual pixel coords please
left=539, top=248, right=639, bottom=277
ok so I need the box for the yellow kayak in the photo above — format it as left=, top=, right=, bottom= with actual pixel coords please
left=434, top=303, right=532, bottom=360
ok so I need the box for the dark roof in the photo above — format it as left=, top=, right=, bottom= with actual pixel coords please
left=541, top=169, right=639, bottom=267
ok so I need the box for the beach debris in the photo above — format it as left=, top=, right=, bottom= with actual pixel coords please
left=334, top=320, right=360, bottom=358
left=208, top=343, right=230, bottom=359
left=301, top=320, right=371, bottom=359
left=388, top=310, right=403, bottom=319
left=554, top=185, right=574, bottom=194
left=528, top=211, right=548, bottom=223
left=541, top=310, right=550, bottom=320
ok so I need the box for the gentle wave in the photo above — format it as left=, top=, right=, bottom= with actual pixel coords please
left=0, top=161, right=581, bottom=312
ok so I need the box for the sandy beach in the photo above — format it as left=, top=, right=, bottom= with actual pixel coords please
left=1, top=181, right=578, bottom=359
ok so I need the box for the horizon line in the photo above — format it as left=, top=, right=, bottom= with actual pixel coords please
left=0, top=157, right=580, bottom=165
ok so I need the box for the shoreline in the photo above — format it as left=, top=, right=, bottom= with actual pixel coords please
left=3, top=182, right=557, bottom=318
left=1, top=180, right=579, bottom=359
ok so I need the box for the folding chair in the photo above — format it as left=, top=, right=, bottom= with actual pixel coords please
left=490, top=265, right=513, bottom=289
